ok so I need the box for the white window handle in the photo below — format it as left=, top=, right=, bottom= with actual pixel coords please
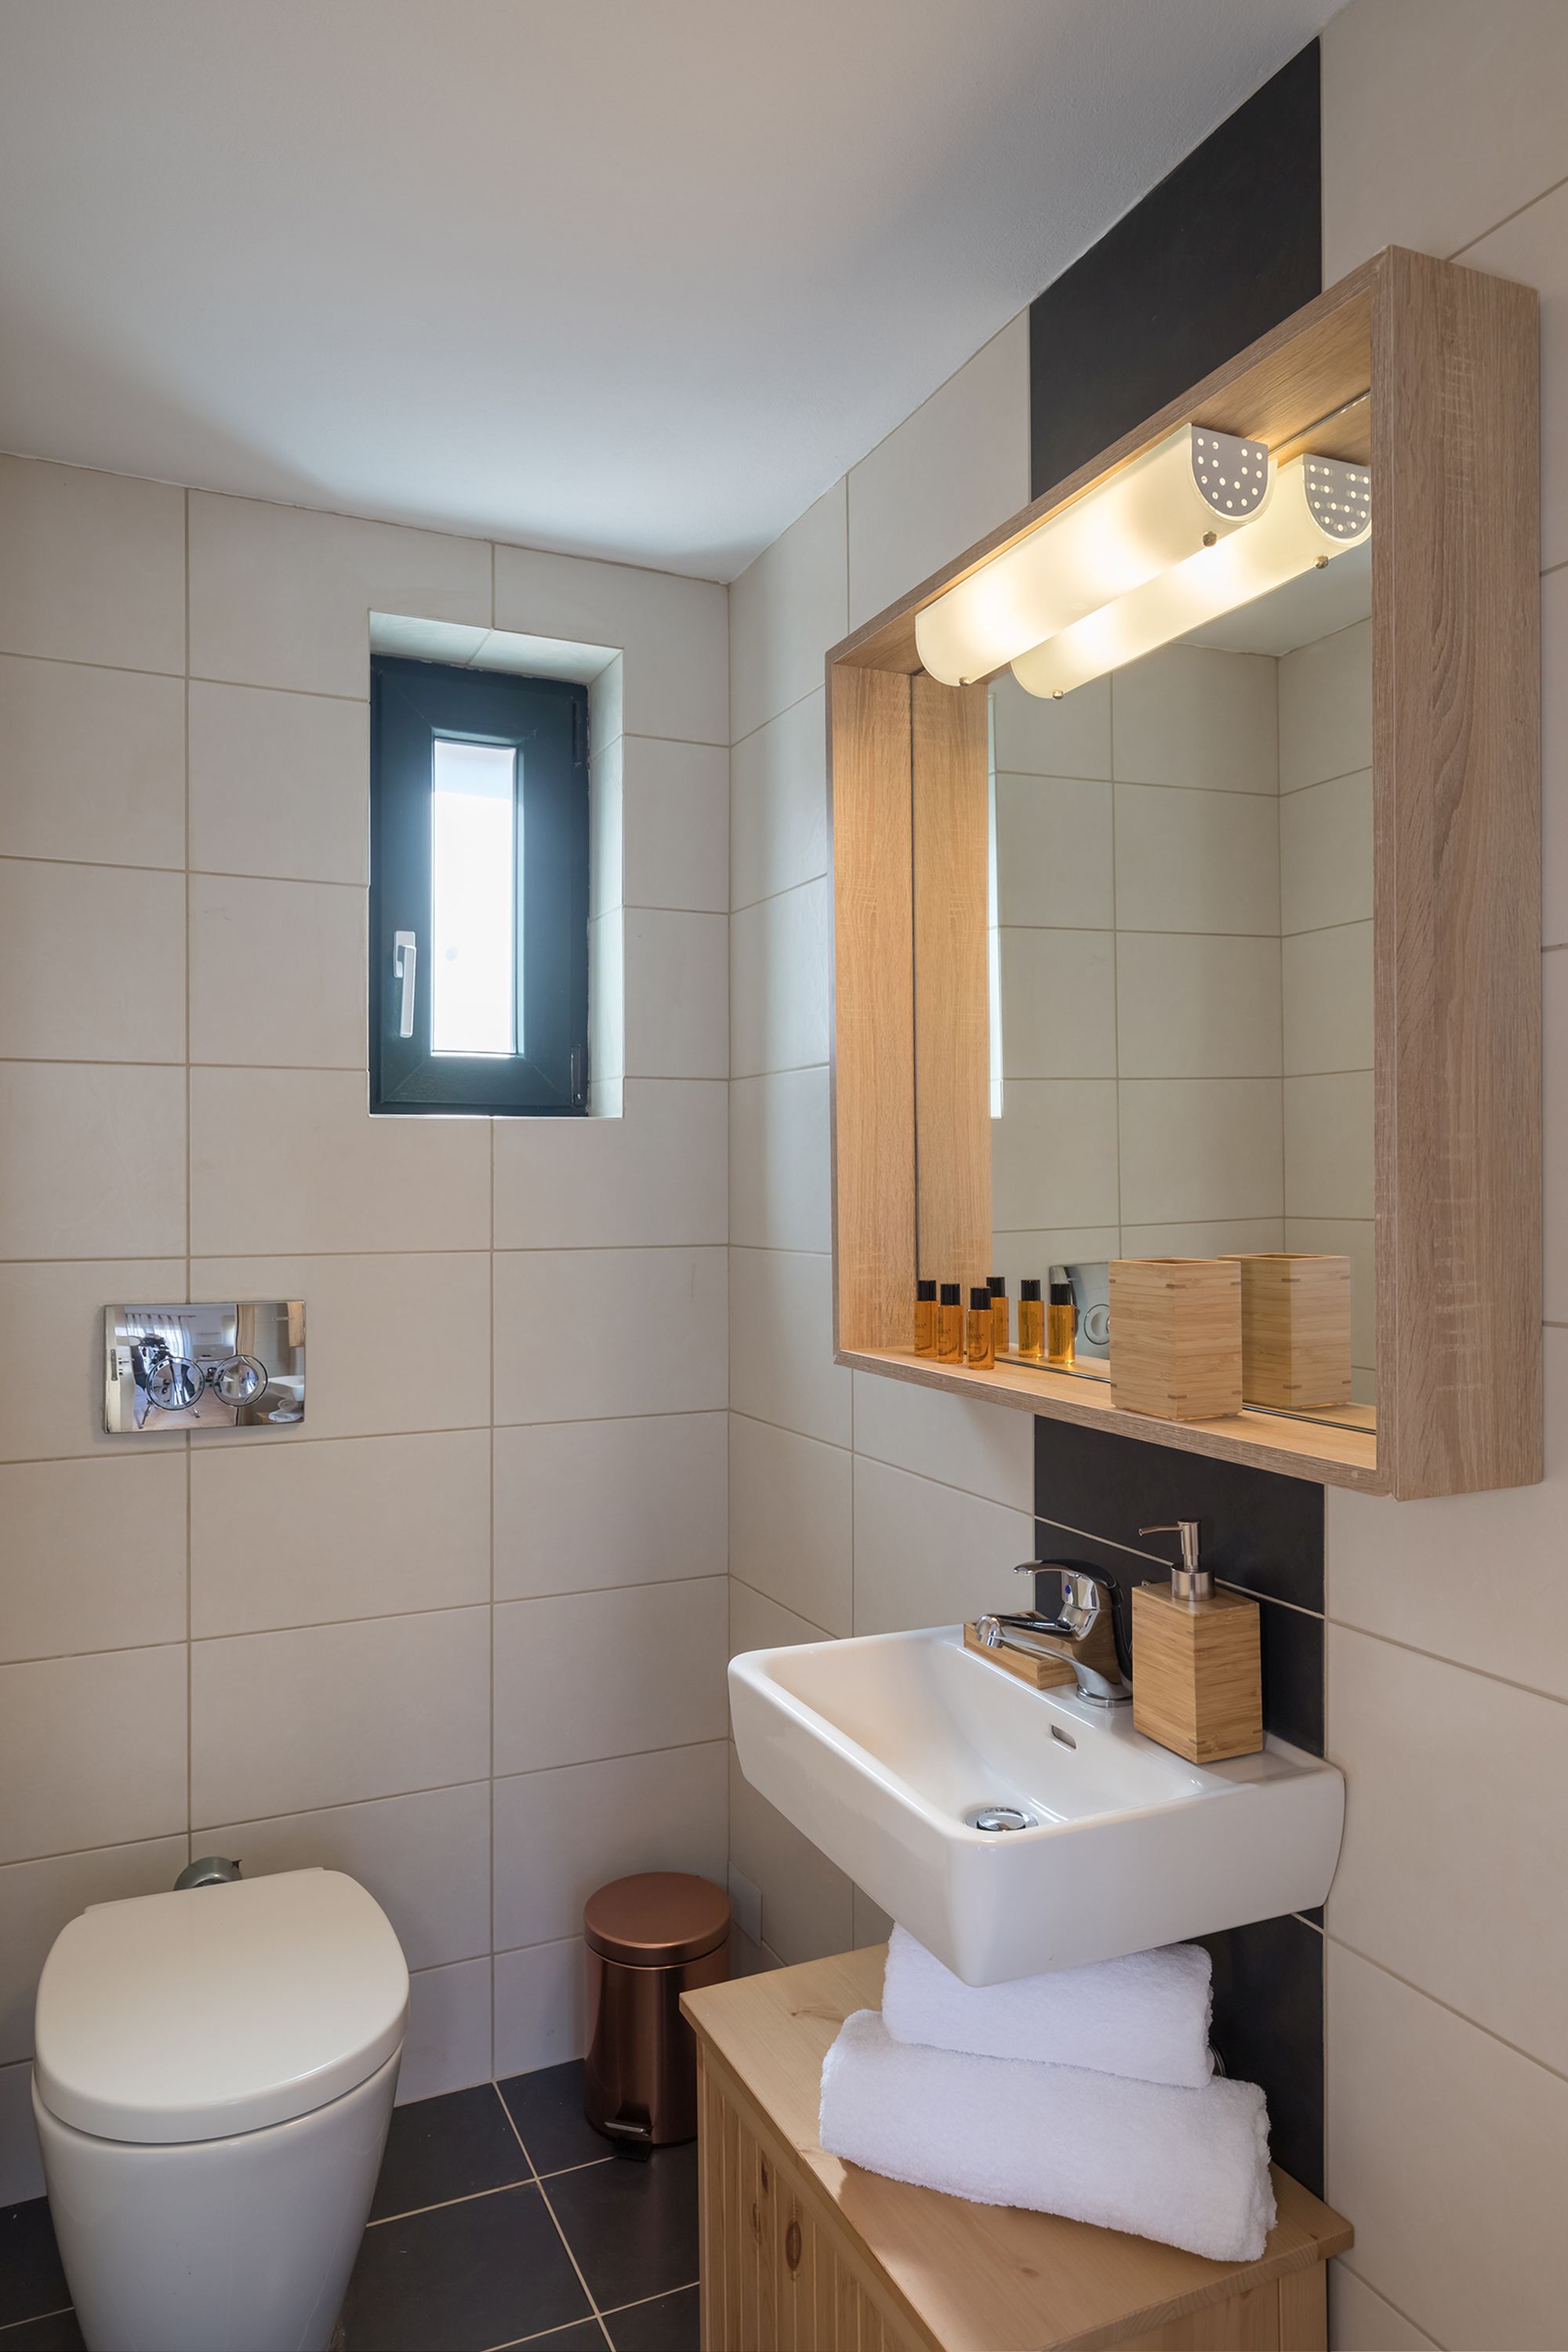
left=393, top=931, right=418, bottom=1039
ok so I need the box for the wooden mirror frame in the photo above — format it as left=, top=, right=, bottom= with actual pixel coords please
left=826, top=249, right=1541, bottom=1500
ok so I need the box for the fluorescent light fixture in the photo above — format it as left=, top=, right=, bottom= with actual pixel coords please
left=914, top=425, right=1269, bottom=686
left=1012, top=455, right=1371, bottom=701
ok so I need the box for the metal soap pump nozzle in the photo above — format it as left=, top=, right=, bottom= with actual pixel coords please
left=1138, top=1519, right=1210, bottom=1602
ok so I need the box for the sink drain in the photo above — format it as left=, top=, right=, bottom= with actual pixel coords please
left=969, top=1804, right=1035, bottom=1833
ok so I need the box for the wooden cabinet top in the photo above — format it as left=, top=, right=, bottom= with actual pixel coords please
left=684, top=1944, right=1352, bottom=2352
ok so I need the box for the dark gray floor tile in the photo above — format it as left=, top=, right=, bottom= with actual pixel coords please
left=602, top=2284, right=699, bottom=2352
left=343, top=2182, right=590, bottom=2351
left=0, top=2204, right=68, bottom=2329
left=0, top=2315, right=85, bottom=2350
left=543, top=2144, right=698, bottom=2311
left=371, top=2083, right=531, bottom=2220
left=498, top=2062, right=611, bottom=2176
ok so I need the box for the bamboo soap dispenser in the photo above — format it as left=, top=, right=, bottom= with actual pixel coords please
left=1131, top=1519, right=1262, bottom=1763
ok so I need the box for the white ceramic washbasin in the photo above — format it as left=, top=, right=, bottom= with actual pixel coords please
left=728, top=1625, right=1344, bottom=1984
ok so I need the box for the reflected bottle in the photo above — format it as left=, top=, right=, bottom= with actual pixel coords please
left=988, top=1275, right=1009, bottom=1359
left=967, top=1286, right=996, bottom=1370
left=936, top=1283, right=964, bottom=1363
left=913, top=1278, right=936, bottom=1356
left=1047, top=1265, right=1076, bottom=1367
left=1018, top=1277, right=1044, bottom=1364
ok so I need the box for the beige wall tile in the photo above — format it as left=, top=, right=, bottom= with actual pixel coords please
left=728, top=1247, right=851, bottom=1447
left=1326, top=1940, right=1568, bottom=2350
left=494, top=1246, right=726, bottom=1424
left=621, top=736, right=728, bottom=913
left=1283, top=1071, right=1375, bottom=1221
left=1113, top=782, right=1279, bottom=938
left=198, top=1784, right=490, bottom=1975
left=493, top=1740, right=725, bottom=1951
left=1111, top=645, right=1277, bottom=793
left=1000, top=928, right=1116, bottom=1078
left=994, top=774, right=1114, bottom=931
left=0, top=1645, right=187, bottom=1864
left=0, top=458, right=184, bottom=673
left=0, top=655, right=184, bottom=869
left=728, top=1413, right=851, bottom=1636
left=730, top=689, right=829, bottom=913
left=848, top=313, right=1029, bottom=627
left=1278, top=619, right=1372, bottom=793
left=189, top=681, right=370, bottom=887
left=494, top=1937, right=586, bottom=2074
left=1122, top=1217, right=1285, bottom=1258
left=1282, top=921, right=1374, bottom=1076
left=990, top=671, right=1112, bottom=782
left=0, top=858, right=184, bottom=1062
left=852, top=1455, right=1033, bottom=1635
left=988, top=1225, right=1121, bottom=1295
left=729, top=879, right=829, bottom=1076
left=730, top=1066, right=830, bottom=1254
left=1327, top=1624, right=1568, bottom=2074
left=1323, top=0, right=1568, bottom=277
left=730, top=483, right=847, bottom=744
left=0, top=1258, right=187, bottom=1461
left=853, top=1886, right=895, bottom=1948
left=728, top=1744, right=853, bottom=1966
left=191, top=1250, right=491, bottom=1440
left=188, top=874, right=365, bottom=1069
left=0, top=1837, right=188, bottom=2066
left=1279, top=770, right=1373, bottom=935
left=493, top=1577, right=726, bottom=1774
left=190, top=1067, right=489, bottom=1255
left=399, top=1957, right=492, bottom=2102
left=494, top=1413, right=727, bottom=1602
left=1328, top=2263, right=1438, bottom=2352
left=494, top=1078, right=726, bottom=1250
left=621, top=908, right=728, bottom=1079
left=191, top=1428, right=489, bottom=1636
left=1327, top=1327, right=1568, bottom=1700
left=0, top=1456, right=186, bottom=1662
left=189, top=492, right=491, bottom=699
left=200, top=1784, right=487, bottom=1978
left=0, top=1063, right=185, bottom=1258
left=729, top=1577, right=832, bottom=1656
left=1118, top=1076, right=1283, bottom=1226
left=1115, top=932, right=1282, bottom=1079
left=850, top=1370, right=1033, bottom=1512
left=494, top=543, right=727, bottom=746
left=191, top=1606, right=489, bottom=1823
left=992, top=1079, right=1120, bottom=1232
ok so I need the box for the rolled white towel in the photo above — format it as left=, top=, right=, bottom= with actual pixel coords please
left=820, top=2009, right=1275, bottom=2264
left=882, top=1925, right=1214, bottom=2089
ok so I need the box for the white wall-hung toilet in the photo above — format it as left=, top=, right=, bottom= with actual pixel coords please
left=31, top=1867, right=408, bottom=2352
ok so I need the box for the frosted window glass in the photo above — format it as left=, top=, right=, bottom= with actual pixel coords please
left=430, top=738, right=517, bottom=1055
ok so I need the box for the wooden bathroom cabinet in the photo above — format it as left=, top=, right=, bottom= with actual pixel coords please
left=683, top=1948, right=1351, bottom=2352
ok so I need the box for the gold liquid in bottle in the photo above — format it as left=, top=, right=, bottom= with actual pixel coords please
left=988, top=1274, right=1008, bottom=1359
left=936, top=1282, right=964, bottom=1363
left=1018, top=1277, right=1044, bottom=1363
left=1047, top=1265, right=1076, bottom=1367
left=966, top=1286, right=995, bottom=1369
left=913, top=1279, right=936, bottom=1356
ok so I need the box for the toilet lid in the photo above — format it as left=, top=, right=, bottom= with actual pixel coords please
left=33, top=1868, right=408, bottom=2144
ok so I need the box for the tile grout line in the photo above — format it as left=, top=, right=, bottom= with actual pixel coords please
left=1323, top=1929, right=1568, bottom=2090
left=492, top=2085, right=612, bottom=2346
left=1328, top=2254, right=1444, bottom=2350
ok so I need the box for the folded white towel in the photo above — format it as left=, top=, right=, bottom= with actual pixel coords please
left=882, top=1925, right=1215, bottom=2089
left=819, top=2009, right=1275, bottom=2264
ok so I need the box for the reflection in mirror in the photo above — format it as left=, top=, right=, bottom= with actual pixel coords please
left=103, top=1301, right=307, bottom=1434
left=921, top=537, right=1374, bottom=1429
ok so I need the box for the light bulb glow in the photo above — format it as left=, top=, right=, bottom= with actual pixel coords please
left=1011, top=456, right=1370, bottom=702
left=913, top=426, right=1269, bottom=685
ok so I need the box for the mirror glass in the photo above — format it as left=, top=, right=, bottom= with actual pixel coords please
left=917, top=539, right=1374, bottom=1429
left=104, top=1301, right=307, bottom=1434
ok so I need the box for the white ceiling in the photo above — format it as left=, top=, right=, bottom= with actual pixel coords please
left=0, top=1, right=1339, bottom=580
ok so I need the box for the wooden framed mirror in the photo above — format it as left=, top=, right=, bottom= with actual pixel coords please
left=826, top=248, right=1540, bottom=1500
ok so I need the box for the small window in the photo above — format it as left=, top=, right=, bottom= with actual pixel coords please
left=370, top=656, right=590, bottom=1116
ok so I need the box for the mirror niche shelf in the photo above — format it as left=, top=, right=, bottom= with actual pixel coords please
left=826, top=248, right=1541, bottom=1500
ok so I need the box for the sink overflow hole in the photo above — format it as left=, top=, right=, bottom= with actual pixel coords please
left=970, top=1805, right=1036, bottom=1833
left=1051, top=1724, right=1076, bottom=1750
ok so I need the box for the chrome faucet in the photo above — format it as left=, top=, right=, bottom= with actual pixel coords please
left=975, top=1561, right=1132, bottom=1704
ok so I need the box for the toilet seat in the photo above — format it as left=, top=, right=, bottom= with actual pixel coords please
left=34, top=1867, right=408, bottom=2144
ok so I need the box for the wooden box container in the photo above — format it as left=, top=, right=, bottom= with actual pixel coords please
left=1225, top=1252, right=1352, bottom=1410
left=1108, top=1258, right=1242, bottom=1422
left=1131, top=1581, right=1263, bottom=1763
